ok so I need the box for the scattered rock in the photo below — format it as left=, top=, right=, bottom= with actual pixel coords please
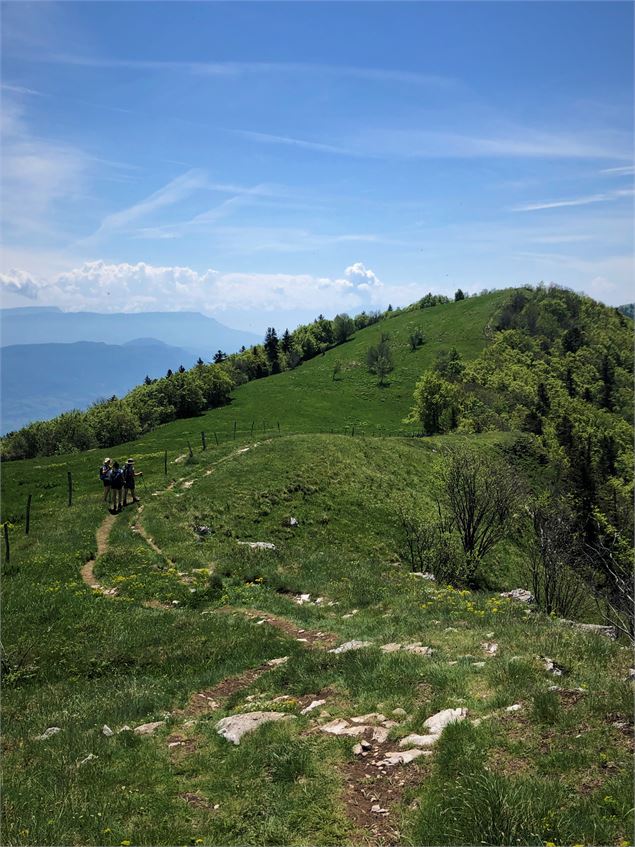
left=34, top=727, right=61, bottom=741
left=558, top=619, right=618, bottom=640
left=78, top=753, right=98, bottom=766
left=286, top=517, right=299, bottom=527
left=505, top=704, right=523, bottom=713
left=380, top=642, right=432, bottom=655
left=216, top=711, right=294, bottom=745
left=194, top=525, right=211, bottom=536
left=392, top=708, right=407, bottom=718
left=403, top=643, right=433, bottom=656
left=627, top=668, right=635, bottom=681
left=328, top=640, right=373, bottom=654
left=472, top=661, right=486, bottom=668
left=320, top=719, right=368, bottom=738
left=350, top=713, right=386, bottom=725
left=272, top=695, right=293, bottom=703
left=423, top=707, right=467, bottom=735
left=237, top=541, right=276, bottom=551
left=101, top=725, right=114, bottom=737
left=380, top=748, right=432, bottom=766
left=409, top=572, right=436, bottom=581
left=353, top=743, right=364, bottom=756
left=500, top=588, right=533, bottom=603
left=542, top=656, right=566, bottom=676
left=482, top=642, right=499, bottom=655
left=118, top=725, right=132, bottom=733
left=370, top=803, right=389, bottom=815
left=300, top=699, right=326, bottom=715
left=134, top=721, right=165, bottom=736
left=295, top=593, right=312, bottom=605
left=399, top=733, right=439, bottom=749
left=382, top=720, right=399, bottom=729
left=266, top=656, right=289, bottom=668
left=371, top=726, right=390, bottom=743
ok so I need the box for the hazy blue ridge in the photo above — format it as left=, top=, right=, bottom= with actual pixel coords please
left=0, top=339, right=198, bottom=433
left=0, top=308, right=260, bottom=355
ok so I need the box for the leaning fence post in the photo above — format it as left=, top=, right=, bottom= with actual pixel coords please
left=277, top=421, right=280, bottom=433
left=164, top=450, right=168, bottom=475
left=201, top=431, right=207, bottom=451
left=67, top=471, right=73, bottom=507
left=187, top=440, right=194, bottom=458
left=251, top=420, right=254, bottom=434
left=351, top=425, right=355, bottom=437
left=233, top=421, right=237, bottom=440
left=3, top=523, right=9, bottom=564
left=214, top=432, right=219, bottom=446
left=25, top=494, right=32, bottom=536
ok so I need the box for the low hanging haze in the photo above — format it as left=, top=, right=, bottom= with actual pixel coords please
left=1, top=1, right=633, bottom=332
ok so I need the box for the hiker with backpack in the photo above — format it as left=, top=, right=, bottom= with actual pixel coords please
left=99, top=458, right=112, bottom=503
left=123, top=458, right=143, bottom=506
left=109, top=461, right=125, bottom=513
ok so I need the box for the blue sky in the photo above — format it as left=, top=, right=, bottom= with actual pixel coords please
left=1, top=1, right=633, bottom=332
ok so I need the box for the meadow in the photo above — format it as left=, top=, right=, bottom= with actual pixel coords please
left=1, top=290, right=633, bottom=846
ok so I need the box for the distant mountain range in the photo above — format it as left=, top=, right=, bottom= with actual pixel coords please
left=1, top=339, right=200, bottom=433
left=618, top=303, right=634, bottom=319
left=0, top=308, right=262, bottom=434
left=0, top=307, right=260, bottom=355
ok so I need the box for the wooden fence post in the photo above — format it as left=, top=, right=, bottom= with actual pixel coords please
left=233, top=421, right=237, bottom=440
left=187, top=440, right=194, bottom=458
left=277, top=421, right=280, bottom=433
left=25, top=494, right=32, bottom=536
left=201, top=431, right=207, bottom=451
left=67, top=471, right=73, bottom=507
left=164, top=450, right=168, bottom=475
left=214, top=432, right=219, bottom=446
left=250, top=420, right=254, bottom=434
left=3, top=523, right=10, bottom=564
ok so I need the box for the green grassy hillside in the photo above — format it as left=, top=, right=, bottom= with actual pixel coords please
left=1, top=289, right=633, bottom=847
left=203, top=291, right=507, bottom=435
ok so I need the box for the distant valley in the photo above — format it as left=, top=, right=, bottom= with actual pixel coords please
left=0, top=308, right=261, bottom=433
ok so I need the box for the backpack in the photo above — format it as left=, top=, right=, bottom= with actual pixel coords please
left=99, top=464, right=111, bottom=482
left=110, top=468, right=124, bottom=487
left=123, top=464, right=135, bottom=485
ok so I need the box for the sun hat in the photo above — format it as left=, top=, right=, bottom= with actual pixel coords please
left=127, top=458, right=134, bottom=464
left=104, top=458, right=111, bottom=464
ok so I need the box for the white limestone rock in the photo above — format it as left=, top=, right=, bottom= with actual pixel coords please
left=328, top=640, right=373, bottom=654
left=134, top=721, right=166, bottom=736
left=423, top=707, right=467, bottom=735
left=216, top=711, right=293, bottom=745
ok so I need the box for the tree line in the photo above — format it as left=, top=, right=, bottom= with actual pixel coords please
left=1, top=293, right=454, bottom=461
left=400, top=284, right=633, bottom=639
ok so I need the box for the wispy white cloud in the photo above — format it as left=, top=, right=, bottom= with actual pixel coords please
left=1, top=82, right=43, bottom=96
left=600, top=165, right=635, bottom=176
left=232, top=130, right=361, bottom=157
left=89, top=169, right=208, bottom=238
left=236, top=126, right=631, bottom=161
left=45, top=54, right=457, bottom=90
left=512, top=188, right=634, bottom=212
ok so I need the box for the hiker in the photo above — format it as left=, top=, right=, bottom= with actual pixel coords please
left=99, top=458, right=112, bottom=503
left=123, top=458, right=143, bottom=506
left=109, top=461, right=125, bottom=513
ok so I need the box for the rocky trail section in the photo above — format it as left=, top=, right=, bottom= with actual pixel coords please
left=218, top=606, right=339, bottom=649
